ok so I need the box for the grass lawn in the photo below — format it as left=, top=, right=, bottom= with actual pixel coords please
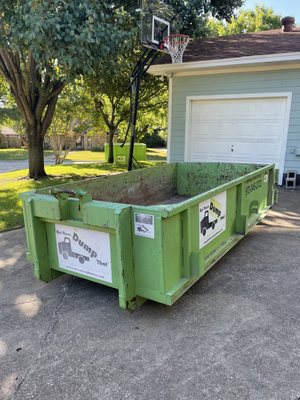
left=0, top=148, right=167, bottom=162
left=65, top=148, right=167, bottom=162
left=0, top=161, right=160, bottom=232
left=65, top=150, right=105, bottom=162
left=0, top=148, right=53, bottom=160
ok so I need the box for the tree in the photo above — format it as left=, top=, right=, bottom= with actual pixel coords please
left=207, top=5, right=282, bottom=37
left=85, top=58, right=167, bottom=163
left=0, top=1, right=132, bottom=178
left=84, top=0, right=244, bottom=164
left=115, top=0, right=246, bottom=38
left=165, top=0, right=245, bottom=38
left=47, top=84, right=91, bottom=164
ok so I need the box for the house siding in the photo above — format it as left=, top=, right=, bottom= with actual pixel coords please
left=170, top=69, right=300, bottom=173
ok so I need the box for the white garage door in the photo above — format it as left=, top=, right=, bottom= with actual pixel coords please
left=186, top=95, right=290, bottom=183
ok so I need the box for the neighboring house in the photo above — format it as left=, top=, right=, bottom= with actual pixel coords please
left=83, top=133, right=107, bottom=150
left=149, top=22, right=300, bottom=184
left=44, top=132, right=107, bottom=151
left=0, top=127, right=22, bottom=148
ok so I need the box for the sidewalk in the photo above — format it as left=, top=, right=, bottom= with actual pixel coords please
left=0, top=157, right=104, bottom=173
left=0, top=189, right=300, bottom=400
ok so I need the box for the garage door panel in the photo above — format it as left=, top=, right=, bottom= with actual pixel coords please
left=260, top=100, right=286, bottom=119
left=192, top=100, right=258, bottom=121
left=188, top=96, right=288, bottom=182
left=191, top=121, right=257, bottom=141
left=190, top=140, right=231, bottom=155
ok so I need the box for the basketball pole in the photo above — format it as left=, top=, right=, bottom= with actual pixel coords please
left=128, top=48, right=158, bottom=171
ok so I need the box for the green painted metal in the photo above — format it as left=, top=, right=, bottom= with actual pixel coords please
left=20, top=162, right=276, bottom=310
left=104, top=143, right=146, bottom=163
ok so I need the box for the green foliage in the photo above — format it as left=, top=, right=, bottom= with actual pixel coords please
left=116, top=0, right=245, bottom=38
left=207, top=5, right=282, bottom=36
left=165, top=0, right=245, bottom=37
left=48, top=83, right=93, bottom=164
left=0, top=1, right=136, bottom=177
left=141, top=130, right=166, bottom=148
left=83, top=45, right=168, bottom=161
left=0, top=1, right=134, bottom=77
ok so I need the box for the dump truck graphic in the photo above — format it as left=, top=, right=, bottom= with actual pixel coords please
left=58, top=237, right=90, bottom=264
left=200, top=210, right=218, bottom=236
left=137, top=225, right=149, bottom=233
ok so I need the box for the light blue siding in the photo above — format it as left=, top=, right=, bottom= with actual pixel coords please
left=170, top=69, right=300, bottom=173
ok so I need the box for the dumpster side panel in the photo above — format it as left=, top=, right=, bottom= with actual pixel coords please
left=21, top=194, right=63, bottom=282
left=161, top=186, right=240, bottom=305
left=236, top=167, right=274, bottom=234
left=22, top=191, right=138, bottom=310
left=132, top=210, right=168, bottom=303
left=161, top=215, right=182, bottom=292
left=176, top=162, right=260, bottom=196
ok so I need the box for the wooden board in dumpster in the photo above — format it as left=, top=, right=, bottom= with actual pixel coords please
left=20, top=162, right=276, bottom=310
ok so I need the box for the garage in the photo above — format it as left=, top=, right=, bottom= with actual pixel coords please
left=185, top=94, right=291, bottom=184
left=149, top=28, right=300, bottom=185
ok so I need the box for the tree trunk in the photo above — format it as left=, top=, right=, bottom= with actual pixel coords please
left=108, top=130, right=114, bottom=163
left=28, top=129, right=47, bottom=179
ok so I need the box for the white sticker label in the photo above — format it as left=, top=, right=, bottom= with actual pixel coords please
left=264, top=173, right=268, bottom=183
left=134, top=213, right=155, bottom=239
left=55, top=224, right=112, bottom=283
left=199, top=191, right=227, bottom=249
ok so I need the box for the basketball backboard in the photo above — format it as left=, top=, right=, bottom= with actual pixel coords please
left=140, top=0, right=175, bottom=52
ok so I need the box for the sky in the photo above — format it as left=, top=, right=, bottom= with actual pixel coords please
left=242, top=0, right=300, bottom=23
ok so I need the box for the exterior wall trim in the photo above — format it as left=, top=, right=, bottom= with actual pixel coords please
left=167, top=75, right=173, bottom=163
left=184, top=92, right=293, bottom=184
left=149, top=51, right=300, bottom=76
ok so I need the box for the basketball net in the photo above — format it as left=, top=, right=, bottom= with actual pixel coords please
left=163, top=34, right=190, bottom=64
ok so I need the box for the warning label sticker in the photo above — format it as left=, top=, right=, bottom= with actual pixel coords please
left=199, top=191, right=227, bottom=249
left=134, top=213, right=155, bottom=239
left=55, top=224, right=112, bottom=283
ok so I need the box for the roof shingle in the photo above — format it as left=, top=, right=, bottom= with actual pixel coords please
left=155, top=29, right=300, bottom=65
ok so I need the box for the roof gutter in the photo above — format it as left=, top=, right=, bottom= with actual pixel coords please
left=148, top=51, right=300, bottom=76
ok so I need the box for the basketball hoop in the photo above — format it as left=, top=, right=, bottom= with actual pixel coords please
left=163, top=34, right=190, bottom=63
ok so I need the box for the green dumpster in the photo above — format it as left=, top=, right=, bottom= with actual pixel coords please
left=104, top=143, right=146, bottom=163
left=20, top=163, right=276, bottom=310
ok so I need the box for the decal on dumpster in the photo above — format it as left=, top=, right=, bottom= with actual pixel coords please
left=199, top=191, right=226, bottom=248
left=134, top=213, right=155, bottom=239
left=245, top=178, right=262, bottom=196
left=55, top=224, right=112, bottom=283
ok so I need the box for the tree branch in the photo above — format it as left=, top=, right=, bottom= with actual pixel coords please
left=0, top=49, right=35, bottom=126
left=41, top=95, right=60, bottom=136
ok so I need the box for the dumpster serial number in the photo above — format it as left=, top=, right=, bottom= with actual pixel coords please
left=245, top=179, right=262, bottom=196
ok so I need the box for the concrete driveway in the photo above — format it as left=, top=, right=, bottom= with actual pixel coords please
left=1, top=189, right=300, bottom=400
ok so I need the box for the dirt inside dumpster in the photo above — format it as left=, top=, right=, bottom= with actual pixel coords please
left=38, top=163, right=264, bottom=206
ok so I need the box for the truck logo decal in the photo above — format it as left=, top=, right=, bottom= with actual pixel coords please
left=199, top=191, right=227, bottom=248
left=72, top=232, right=97, bottom=259
left=55, top=224, right=112, bottom=283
